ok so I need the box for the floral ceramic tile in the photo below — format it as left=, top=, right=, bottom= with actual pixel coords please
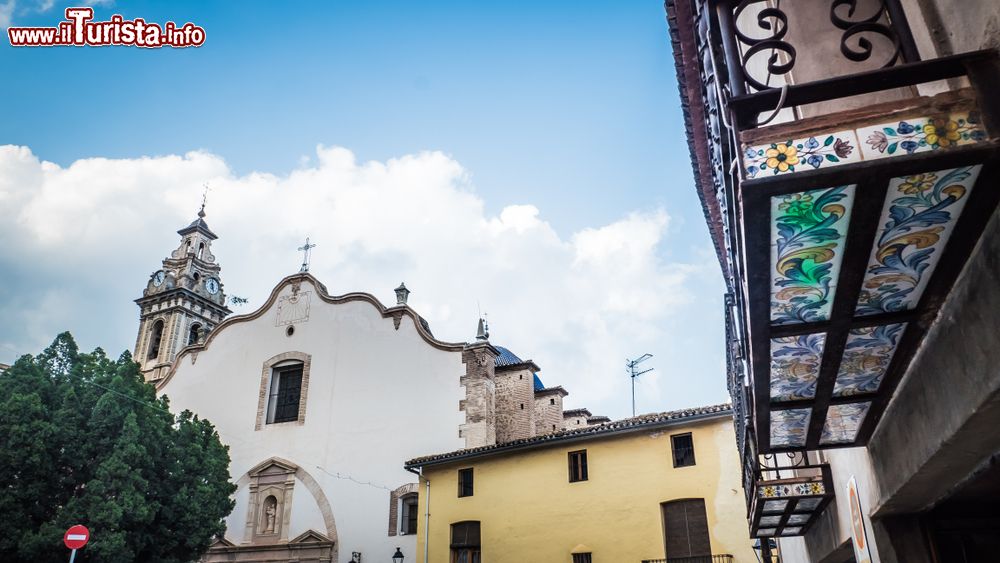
left=770, top=334, right=826, bottom=401
left=759, top=481, right=826, bottom=498
left=771, top=408, right=811, bottom=448
left=758, top=528, right=777, bottom=537
left=745, top=131, right=861, bottom=178
left=762, top=499, right=790, bottom=513
left=858, top=111, right=987, bottom=161
left=833, top=323, right=907, bottom=396
left=782, top=527, right=803, bottom=535
left=856, top=166, right=981, bottom=315
left=820, top=402, right=871, bottom=444
left=770, top=186, right=855, bottom=325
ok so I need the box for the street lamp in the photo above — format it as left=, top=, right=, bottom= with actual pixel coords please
left=392, top=547, right=404, bottom=563
left=753, top=539, right=777, bottom=562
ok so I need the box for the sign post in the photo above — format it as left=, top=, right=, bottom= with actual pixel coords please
left=63, top=525, right=90, bottom=563
left=847, top=476, right=873, bottom=563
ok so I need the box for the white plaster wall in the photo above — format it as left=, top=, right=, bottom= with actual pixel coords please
left=228, top=486, right=250, bottom=541
left=289, top=475, right=326, bottom=541
left=159, top=276, right=466, bottom=563
left=777, top=447, right=884, bottom=563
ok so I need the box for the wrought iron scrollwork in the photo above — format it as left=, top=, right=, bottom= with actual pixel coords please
left=718, top=0, right=917, bottom=94
left=732, top=0, right=796, bottom=92
left=830, top=0, right=902, bottom=67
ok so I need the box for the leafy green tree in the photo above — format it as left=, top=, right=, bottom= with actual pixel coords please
left=0, top=332, right=236, bottom=563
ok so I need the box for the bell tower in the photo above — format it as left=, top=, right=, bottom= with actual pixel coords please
left=134, top=204, right=232, bottom=381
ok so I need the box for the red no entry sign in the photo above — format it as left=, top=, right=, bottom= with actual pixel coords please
left=63, top=525, right=90, bottom=550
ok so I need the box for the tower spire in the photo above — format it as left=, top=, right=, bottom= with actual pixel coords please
left=134, top=196, right=230, bottom=381
left=476, top=315, right=489, bottom=341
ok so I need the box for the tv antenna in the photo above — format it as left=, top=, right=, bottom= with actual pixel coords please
left=626, top=353, right=654, bottom=417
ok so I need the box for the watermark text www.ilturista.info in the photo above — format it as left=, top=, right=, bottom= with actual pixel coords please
left=7, top=8, right=205, bottom=48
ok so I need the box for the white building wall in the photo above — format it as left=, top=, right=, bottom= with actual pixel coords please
left=158, top=276, right=467, bottom=563
left=777, top=447, right=885, bottom=562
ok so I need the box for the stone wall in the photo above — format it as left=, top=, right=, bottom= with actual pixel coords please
left=494, top=365, right=536, bottom=443
left=461, top=343, right=498, bottom=448
left=563, top=409, right=591, bottom=430
left=869, top=206, right=1000, bottom=516
left=534, top=388, right=567, bottom=435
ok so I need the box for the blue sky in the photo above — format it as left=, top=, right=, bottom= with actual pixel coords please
left=0, top=0, right=727, bottom=419
left=4, top=0, right=696, bottom=240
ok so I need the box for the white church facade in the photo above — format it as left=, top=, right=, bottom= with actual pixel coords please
left=134, top=209, right=608, bottom=563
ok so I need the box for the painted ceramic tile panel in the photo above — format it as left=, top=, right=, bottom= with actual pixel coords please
left=759, top=516, right=782, bottom=526
left=758, top=528, right=777, bottom=537
left=770, top=186, right=855, bottom=325
left=820, top=402, right=871, bottom=444
left=743, top=112, right=987, bottom=179
left=762, top=499, right=790, bottom=513
left=856, top=166, right=982, bottom=316
left=787, top=514, right=811, bottom=525
left=760, top=481, right=826, bottom=498
left=833, top=323, right=907, bottom=396
left=744, top=131, right=861, bottom=178
left=770, top=334, right=826, bottom=401
left=782, top=527, right=803, bottom=535
left=795, top=498, right=822, bottom=511
left=858, top=111, right=987, bottom=161
left=771, top=408, right=811, bottom=448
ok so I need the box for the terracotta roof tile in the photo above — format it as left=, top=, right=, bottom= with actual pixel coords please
left=405, top=403, right=732, bottom=468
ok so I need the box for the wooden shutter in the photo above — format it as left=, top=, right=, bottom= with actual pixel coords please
left=451, top=521, right=481, bottom=547
left=663, top=499, right=712, bottom=557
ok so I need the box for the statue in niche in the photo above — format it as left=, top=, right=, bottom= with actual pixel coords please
left=262, top=495, right=278, bottom=534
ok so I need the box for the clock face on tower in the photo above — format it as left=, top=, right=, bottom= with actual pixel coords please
left=153, top=270, right=166, bottom=287
left=206, top=278, right=220, bottom=295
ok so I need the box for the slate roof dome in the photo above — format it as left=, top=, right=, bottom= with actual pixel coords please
left=177, top=207, right=218, bottom=240
left=494, top=345, right=523, bottom=367
left=493, top=345, right=545, bottom=390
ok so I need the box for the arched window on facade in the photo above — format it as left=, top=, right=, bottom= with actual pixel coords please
left=198, top=242, right=205, bottom=260
left=188, top=323, right=202, bottom=346
left=450, top=521, right=480, bottom=563
left=148, top=320, right=164, bottom=361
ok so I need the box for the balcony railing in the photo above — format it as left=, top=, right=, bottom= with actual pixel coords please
left=641, top=556, right=734, bottom=563
left=714, top=0, right=920, bottom=100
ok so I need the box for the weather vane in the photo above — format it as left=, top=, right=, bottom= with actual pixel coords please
left=298, top=237, right=317, bottom=273
left=199, top=183, right=210, bottom=216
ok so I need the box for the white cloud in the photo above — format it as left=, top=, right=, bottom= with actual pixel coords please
left=0, top=1, right=15, bottom=29
left=0, top=0, right=112, bottom=30
left=0, top=144, right=726, bottom=418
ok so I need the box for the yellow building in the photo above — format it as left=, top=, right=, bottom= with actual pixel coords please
left=403, top=404, right=757, bottom=563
